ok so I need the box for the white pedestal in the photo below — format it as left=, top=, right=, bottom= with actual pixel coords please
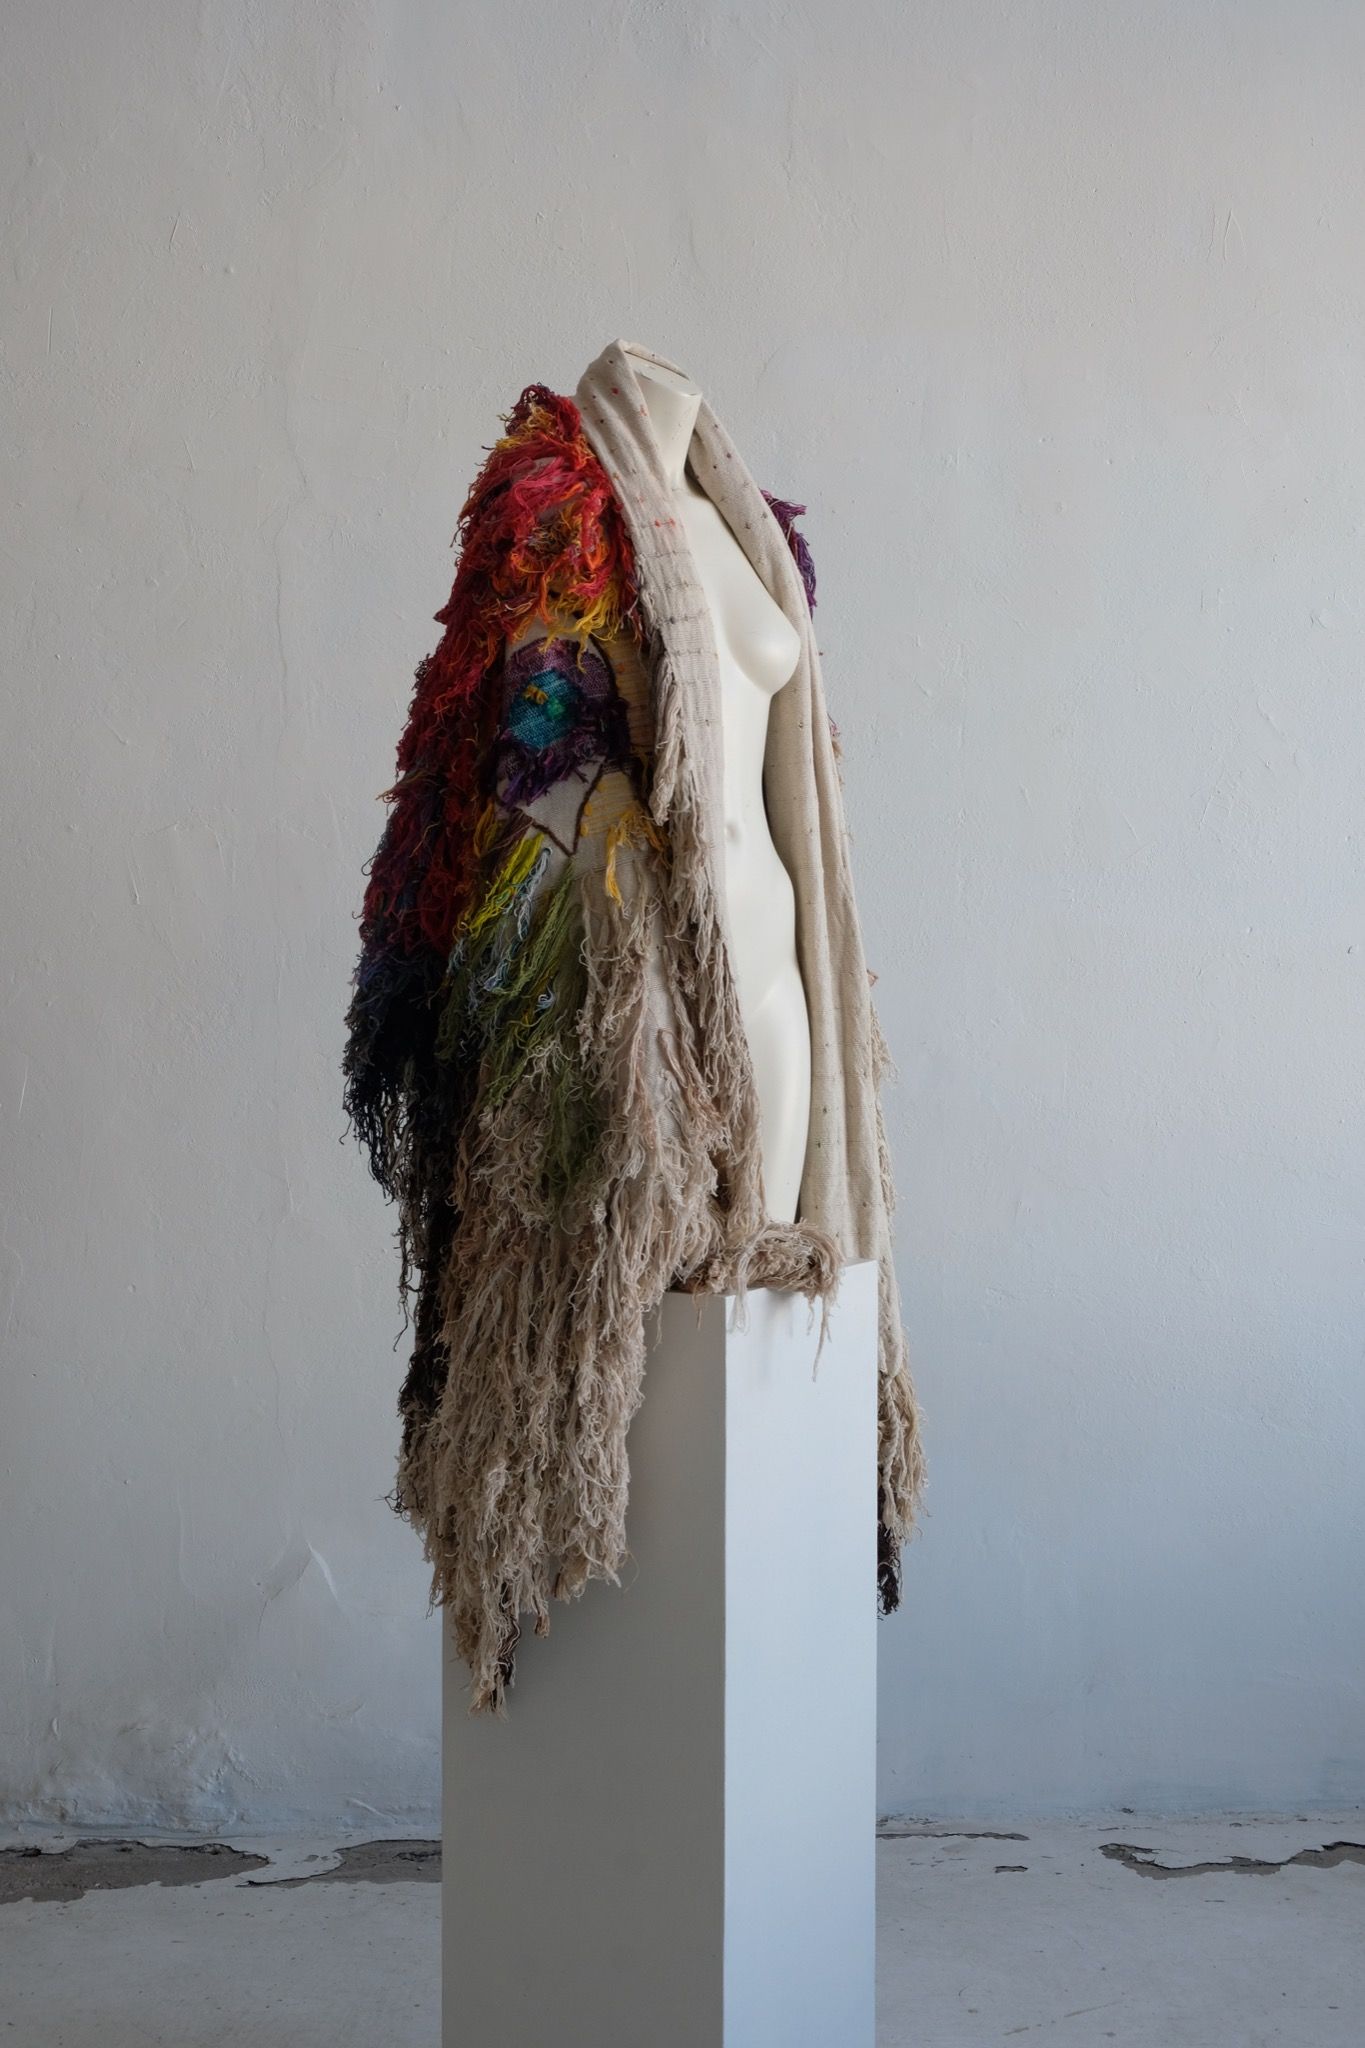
left=442, top=1260, right=879, bottom=2048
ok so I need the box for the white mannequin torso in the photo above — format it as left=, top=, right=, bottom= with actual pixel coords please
left=628, top=352, right=812, bottom=1223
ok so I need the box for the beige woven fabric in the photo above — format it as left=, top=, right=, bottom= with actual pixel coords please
left=574, top=336, right=924, bottom=1603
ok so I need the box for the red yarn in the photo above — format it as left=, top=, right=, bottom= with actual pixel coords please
left=358, top=386, right=642, bottom=965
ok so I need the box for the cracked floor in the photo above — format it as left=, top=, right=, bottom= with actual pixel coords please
left=1, top=1814, right=1361, bottom=2045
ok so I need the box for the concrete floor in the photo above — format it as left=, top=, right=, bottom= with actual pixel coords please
left=1, top=1814, right=1361, bottom=2045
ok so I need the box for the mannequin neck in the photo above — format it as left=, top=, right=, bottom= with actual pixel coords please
left=627, top=351, right=703, bottom=491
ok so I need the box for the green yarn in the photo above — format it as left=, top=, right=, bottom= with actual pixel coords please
left=435, top=829, right=604, bottom=1208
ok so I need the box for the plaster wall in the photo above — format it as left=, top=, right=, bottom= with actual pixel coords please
left=3, top=0, right=1361, bottom=1825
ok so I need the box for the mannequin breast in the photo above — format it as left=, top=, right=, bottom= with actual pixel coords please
left=674, top=469, right=813, bottom=1223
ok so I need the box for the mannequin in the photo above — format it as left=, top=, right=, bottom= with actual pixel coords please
left=623, top=347, right=812, bottom=1223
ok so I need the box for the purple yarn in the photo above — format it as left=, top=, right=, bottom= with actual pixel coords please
left=499, top=731, right=611, bottom=808
left=761, top=490, right=818, bottom=613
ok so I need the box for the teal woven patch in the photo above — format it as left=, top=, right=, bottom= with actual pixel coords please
left=505, top=668, right=581, bottom=751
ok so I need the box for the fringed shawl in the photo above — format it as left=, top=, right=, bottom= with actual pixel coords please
left=344, top=338, right=924, bottom=1711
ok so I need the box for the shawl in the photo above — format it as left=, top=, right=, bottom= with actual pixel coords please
left=344, top=338, right=925, bottom=1711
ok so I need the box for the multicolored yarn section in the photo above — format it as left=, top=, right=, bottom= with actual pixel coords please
left=495, top=633, right=636, bottom=812
left=341, top=386, right=649, bottom=1573
left=343, top=384, right=641, bottom=1191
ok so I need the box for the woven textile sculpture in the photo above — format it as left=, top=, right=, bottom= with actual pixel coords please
left=344, top=339, right=925, bottom=1711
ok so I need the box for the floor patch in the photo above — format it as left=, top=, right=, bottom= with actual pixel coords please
left=878, top=1823, right=1029, bottom=1840
left=1100, top=1839, right=1365, bottom=1879
left=0, top=1839, right=268, bottom=1906
left=256, top=1839, right=441, bottom=1887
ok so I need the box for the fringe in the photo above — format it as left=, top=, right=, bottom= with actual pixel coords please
left=868, top=1001, right=927, bottom=1611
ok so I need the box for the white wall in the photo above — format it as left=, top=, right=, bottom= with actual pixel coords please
left=3, top=0, right=1362, bottom=1829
